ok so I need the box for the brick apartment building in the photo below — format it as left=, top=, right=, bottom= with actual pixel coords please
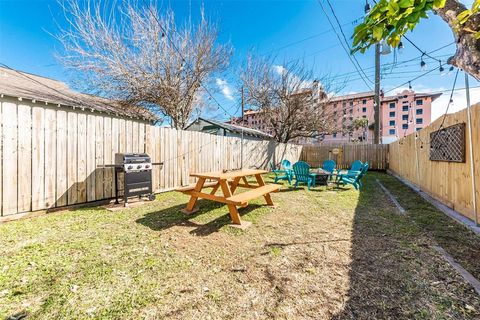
left=231, top=89, right=441, bottom=144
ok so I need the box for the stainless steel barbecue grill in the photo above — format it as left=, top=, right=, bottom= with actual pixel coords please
left=114, top=153, right=156, bottom=206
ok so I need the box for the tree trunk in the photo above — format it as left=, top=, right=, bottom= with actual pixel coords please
left=435, top=0, right=480, bottom=80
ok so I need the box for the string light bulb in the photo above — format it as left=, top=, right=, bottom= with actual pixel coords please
left=439, top=60, right=445, bottom=75
left=398, top=41, right=404, bottom=54
left=449, top=98, right=454, bottom=109
left=420, top=54, right=426, bottom=70
left=448, top=65, right=455, bottom=75
left=364, top=0, right=371, bottom=14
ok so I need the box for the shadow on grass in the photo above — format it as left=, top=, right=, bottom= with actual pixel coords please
left=332, top=172, right=480, bottom=319
left=136, top=199, right=263, bottom=236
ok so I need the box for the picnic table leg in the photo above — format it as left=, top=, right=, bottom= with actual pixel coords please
left=182, top=178, right=206, bottom=214
left=255, top=174, right=275, bottom=207
left=229, top=177, right=242, bottom=194
left=219, top=179, right=243, bottom=225
left=210, top=182, right=220, bottom=195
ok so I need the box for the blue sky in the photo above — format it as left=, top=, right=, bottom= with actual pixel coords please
left=1, top=0, right=479, bottom=121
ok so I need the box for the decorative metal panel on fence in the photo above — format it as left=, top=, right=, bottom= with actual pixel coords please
left=389, top=103, right=480, bottom=222
left=300, top=144, right=389, bottom=170
left=0, top=98, right=302, bottom=216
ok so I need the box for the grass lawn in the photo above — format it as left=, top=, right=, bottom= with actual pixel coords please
left=1, top=172, right=480, bottom=319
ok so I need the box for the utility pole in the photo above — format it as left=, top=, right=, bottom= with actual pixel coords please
left=365, top=0, right=380, bottom=145
left=374, top=42, right=381, bottom=144
left=240, top=85, right=245, bottom=169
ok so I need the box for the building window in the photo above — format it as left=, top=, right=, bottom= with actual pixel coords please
left=362, top=115, right=367, bottom=118
left=416, top=118, right=423, bottom=124
left=389, top=102, right=395, bottom=109
left=402, top=114, right=409, bottom=121
left=416, top=99, right=423, bottom=105
left=416, top=108, right=423, bottom=115
left=402, top=105, right=409, bottom=111
left=389, top=129, right=395, bottom=135
left=362, top=107, right=367, bottom=112
left=362, top=99, right=367, bottom=104
left=349, top=101, right=354, bottom=106
left=402, top=124, right=408, bottom=129
left=389, top=111, right=395, bottom=117
left=389, top=120, right=395, bottom=126
left=416, top=128, right=422, bottom=131
left=333, top=132, right=337, bottom=138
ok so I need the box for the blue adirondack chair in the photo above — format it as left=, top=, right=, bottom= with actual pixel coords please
left=336, top=160, right=363, bottom=178
left=271, top=159, right=293, bottom=184
left=322, top=159, right=336, bottom=180
left=293, top=161, right=317, bottom=190
left=337, top=162, right=369, bottom=190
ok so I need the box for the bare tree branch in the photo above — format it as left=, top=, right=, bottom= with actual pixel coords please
left=56, top=0, right=233, bottom=128
left=239, top=55, right=340, bottom=143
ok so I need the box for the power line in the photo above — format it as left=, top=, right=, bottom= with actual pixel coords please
left=324, top=0, right=373, bottom=84
left=317, top=0, right=373, bottom=90
left=260, top=16, right=363, bottom=56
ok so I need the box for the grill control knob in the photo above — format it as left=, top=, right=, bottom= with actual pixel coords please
left=137, top=165, right=142, bottom=169
left=127, top=165, right=133, bottom=170
left=145, top=164, right=150, bottom=169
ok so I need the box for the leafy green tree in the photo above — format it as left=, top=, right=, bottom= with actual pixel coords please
left=352, top=0, right=480, bottom=80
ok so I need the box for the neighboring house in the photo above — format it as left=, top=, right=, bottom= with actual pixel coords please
left=0, top=66, right=157, bottom=123
left=185, top=117, right=272, bottom=140
left=321, top=89, right=442, bottom=144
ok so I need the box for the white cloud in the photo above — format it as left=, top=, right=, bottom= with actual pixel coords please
left=273, top=65, right=286, bottom=75
left=272, top=64, right=312, bottom=90
left=215, top=78, right=234, bottom=101
left=431, top=87, right=480, bottom=121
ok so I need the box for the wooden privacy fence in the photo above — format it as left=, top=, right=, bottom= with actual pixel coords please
left=389, top=103, right=480, bottom=222
left=300, top=144, right=389, bottom=170
left=0, top=100, right=302, bottom=217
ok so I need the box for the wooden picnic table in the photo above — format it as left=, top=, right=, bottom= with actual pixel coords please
left=175, top=169, right=280, bottom=228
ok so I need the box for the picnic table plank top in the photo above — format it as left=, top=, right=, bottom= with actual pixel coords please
left=190, top=169, right=268, bottom=180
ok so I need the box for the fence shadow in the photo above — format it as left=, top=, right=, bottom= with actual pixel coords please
left=331, top=173, right=472, bottom=318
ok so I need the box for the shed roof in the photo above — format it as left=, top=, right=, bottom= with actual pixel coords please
left=187, top=117, right=273, bottom=139
left=0, top=66, right=157, bottom=121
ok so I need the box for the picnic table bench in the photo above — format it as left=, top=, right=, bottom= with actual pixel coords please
left=175, top=169, right=280, bottom=228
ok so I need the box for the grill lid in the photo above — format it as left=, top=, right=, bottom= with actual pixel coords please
left=115, top=153, right=151, bottom=165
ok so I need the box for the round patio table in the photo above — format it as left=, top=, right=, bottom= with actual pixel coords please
left=310, top=168, right=331, bottom=186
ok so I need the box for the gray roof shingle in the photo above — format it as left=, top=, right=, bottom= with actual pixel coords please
left=0, top=66, right=157, bottom=121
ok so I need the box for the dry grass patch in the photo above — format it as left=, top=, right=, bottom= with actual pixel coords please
left=0, top=173, right=479, bottom=319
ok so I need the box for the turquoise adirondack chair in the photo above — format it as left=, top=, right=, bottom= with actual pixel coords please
left=350, top=160, right=363, bottom=172
left=271, top=159, right=293, bottom=184
left=337, top=162, right=369, bottom=190
left=293, top=161, right=317, bottom=190
left=336, top=160, right=363, bottom=179
left=322, top=159, right=336, bottom=180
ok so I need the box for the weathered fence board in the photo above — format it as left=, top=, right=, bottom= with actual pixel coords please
left=300, top=144, right=388, bottom=170
left=3, top=102, right=18, bottom=215
left=389, top=103, right=480, bottom=222
left=0, top=98, right=304, bottom=216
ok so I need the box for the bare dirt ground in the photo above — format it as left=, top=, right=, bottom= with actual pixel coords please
left=1, top=172, right=479, bottom=319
